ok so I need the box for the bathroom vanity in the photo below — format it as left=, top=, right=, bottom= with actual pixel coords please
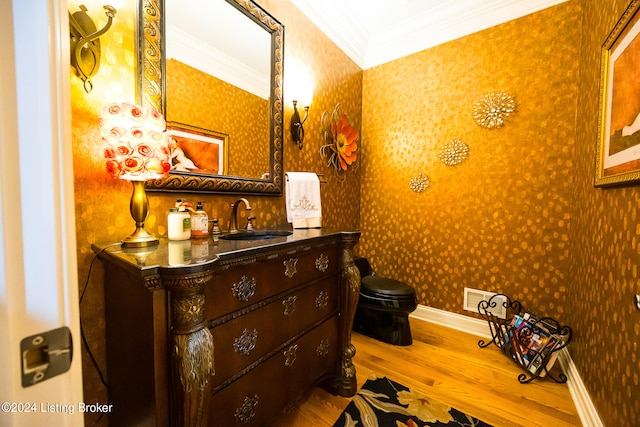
left=94, top=228, right=360, bottom=426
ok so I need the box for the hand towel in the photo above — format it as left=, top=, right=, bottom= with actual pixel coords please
left=286, top=172, right=322, bottom=228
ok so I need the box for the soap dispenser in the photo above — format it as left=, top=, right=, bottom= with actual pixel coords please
left=191, top=201, right=209, bottom=238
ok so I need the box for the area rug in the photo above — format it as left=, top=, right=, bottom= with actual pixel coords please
left=332, top=375, right=493, bottom=427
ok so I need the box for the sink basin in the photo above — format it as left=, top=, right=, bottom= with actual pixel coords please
left=219, top=230, right=293, bottom=241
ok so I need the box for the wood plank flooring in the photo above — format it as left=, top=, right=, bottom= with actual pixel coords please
left=271, top=319, right=580, bottom=427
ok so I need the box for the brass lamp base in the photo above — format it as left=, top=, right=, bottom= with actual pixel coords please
left=121, top=228, right=159, bottom=248
left=122, top=180, right=159, bottom=248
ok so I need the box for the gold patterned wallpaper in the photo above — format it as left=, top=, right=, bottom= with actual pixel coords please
left=71, top=0, right=639, bottom=425
left=71, top=0, right=361, bottom=423
left=360, top=0, right=639, bottom=425
left=166, top=58, right=270, bottom=178
left=571, top=0, right=640, bottom=424
left=361, top=3, right=579, bottom=317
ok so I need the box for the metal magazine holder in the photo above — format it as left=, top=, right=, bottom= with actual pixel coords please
left=477, top=294, right=572, bottom=383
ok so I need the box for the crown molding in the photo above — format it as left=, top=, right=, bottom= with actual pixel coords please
left=292, top=0, right=568, bottom=69
left=290, top=0, right=369, bottom=67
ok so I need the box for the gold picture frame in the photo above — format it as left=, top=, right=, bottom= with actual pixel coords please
left=166, top=122, right=228, bottom=176
left=596, top=0, right=640, bottom=187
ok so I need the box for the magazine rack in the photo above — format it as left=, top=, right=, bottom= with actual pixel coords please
left=477, top=294, right=572, bottom=384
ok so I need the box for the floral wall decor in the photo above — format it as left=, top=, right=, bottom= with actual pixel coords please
left=409, top=173, right=430, bottom=193
left=439, top=139, right=469, bottom=166
left=473, top=92, right=517, bottom=129
left=320, top=103, right=359, bottom=178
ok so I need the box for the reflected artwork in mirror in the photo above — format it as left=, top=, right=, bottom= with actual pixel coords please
left=137, top=0, right=284, bottom=194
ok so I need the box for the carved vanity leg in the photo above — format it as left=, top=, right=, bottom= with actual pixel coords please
left=165, top=272, right=214, bottom=427
left=336, top=232, right=361, bottom=397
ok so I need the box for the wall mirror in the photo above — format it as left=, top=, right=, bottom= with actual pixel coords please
left=137, top=0, right=284, bottom=194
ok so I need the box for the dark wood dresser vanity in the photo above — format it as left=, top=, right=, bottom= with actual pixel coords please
left=94, top=229, right=360, bottom=426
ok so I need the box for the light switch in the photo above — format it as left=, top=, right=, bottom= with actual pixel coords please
left=20, top=327, right=72, bottom=387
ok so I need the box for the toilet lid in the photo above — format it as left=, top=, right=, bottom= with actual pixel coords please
left=361, top=275, right=415, bottom=297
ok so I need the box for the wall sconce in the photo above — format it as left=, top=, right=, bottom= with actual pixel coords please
left=291, top=100, right=309, bottom=150
left=100, top=102, right=171, bottom=248
left=288, top=66, right=313, bottom=150
left=69, top=0, right=123, bottom=93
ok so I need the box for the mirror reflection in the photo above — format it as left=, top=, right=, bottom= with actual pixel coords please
left=165, top=0, right=271, bottom=179
left=139, top=0, right=284, bottom=194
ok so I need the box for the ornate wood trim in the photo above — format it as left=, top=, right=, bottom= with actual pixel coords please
left=164, top=272, right=214, bottom=426
left=335, top=232, right=361, bottom=397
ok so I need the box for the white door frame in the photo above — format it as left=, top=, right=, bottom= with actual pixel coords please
left=0, top=0, right=83, bottom=425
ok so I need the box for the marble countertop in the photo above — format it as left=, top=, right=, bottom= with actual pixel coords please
left=92, top=228, right=360, bottom=276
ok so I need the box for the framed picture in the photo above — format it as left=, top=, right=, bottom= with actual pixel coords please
left=596, top=0, right=640, bottom=187
left=167, top=122, right=228, bottom=176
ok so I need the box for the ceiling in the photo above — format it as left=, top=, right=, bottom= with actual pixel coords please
left=290, top=0, right=568, bottom=69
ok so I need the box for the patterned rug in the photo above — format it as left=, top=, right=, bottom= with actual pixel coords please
left=332, top=375, right=493, bottom=427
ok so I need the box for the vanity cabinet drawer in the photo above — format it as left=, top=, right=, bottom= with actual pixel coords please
left=209, top=316, right=339, bottom=426
left=204, top=246, right=339, bottom=319
left=209, top=276, right=339, bottom=389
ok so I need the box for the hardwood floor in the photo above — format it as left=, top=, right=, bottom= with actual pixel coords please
left=271, top=319, right=580, bottom=427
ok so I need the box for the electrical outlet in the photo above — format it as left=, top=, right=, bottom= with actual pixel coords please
left=635, top=294, right=640, bottom=312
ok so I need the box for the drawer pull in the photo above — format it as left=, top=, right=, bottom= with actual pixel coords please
left=234, top=394, right=259, bottom=424
left=284, top=344, right=298, bottom=367
left=315, top=253, right=329, bottom=272
left=232, top=276, right=256, bottom=302
left=283, top=258, right=298, bottom=278
left=316, top=339, right=330, bottom=357
left=315, top=291, right=329, bottom=309
left=283, top=295, right=297, bottom=317
left=233, top=328, right=258, bottom=355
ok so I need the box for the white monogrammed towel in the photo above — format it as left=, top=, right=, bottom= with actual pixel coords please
left=286, top=172, right=322, bottom=228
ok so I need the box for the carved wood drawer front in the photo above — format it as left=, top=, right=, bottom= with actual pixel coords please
left=209, top=316, right=339, bottom=426
left=204, top=246, right=339, bottom=320
left=210, top=276, right=339, bottom=389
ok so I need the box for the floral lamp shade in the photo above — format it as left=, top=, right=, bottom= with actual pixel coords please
left=100, top=102, right=171, bottom=181
left=100, top=102, right=170, bottom=248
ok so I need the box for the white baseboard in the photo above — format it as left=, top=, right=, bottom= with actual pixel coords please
left=410, top=304, right=603, bottom=427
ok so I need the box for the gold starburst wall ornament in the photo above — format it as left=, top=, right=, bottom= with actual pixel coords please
left=473, top=92, right=516, bottom=129
left=440, top=139, right=469, bottom=166
left=409, top=174, right=430, bottom=193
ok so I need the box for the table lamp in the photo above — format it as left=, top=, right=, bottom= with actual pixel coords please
left=100, top=102, right=171, bottom=247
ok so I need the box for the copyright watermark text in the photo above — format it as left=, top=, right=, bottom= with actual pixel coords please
left=1, top=402, right=113, bottom=414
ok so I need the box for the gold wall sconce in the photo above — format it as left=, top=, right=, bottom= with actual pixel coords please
left=291, top=100, right=309, bottom=150
left=287, top=65, right=313, bottom=150
left=69, top=1, right=123, bottom=93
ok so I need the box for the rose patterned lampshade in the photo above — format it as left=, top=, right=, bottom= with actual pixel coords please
left=101, top=102, right=171, bottom=181
left=100, top=102, right=170, bottom=247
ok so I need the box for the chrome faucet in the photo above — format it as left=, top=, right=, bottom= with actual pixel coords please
left=229, top=198, right=254, bottom=232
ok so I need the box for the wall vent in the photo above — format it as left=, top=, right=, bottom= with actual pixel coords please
left=463, top=288, right=507, bottom=319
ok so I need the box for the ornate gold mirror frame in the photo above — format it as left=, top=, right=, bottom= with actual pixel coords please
left=136, top=0, right=284, bottom=195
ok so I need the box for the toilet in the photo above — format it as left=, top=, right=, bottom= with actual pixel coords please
left=352, top=257, right=418, bottom=346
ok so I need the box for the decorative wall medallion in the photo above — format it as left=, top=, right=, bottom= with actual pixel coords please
left=320, top=103, right=359, bottom=177
left=473, top=92, right=516, bottom=129
left=439, top=139, right=469, bottom=166
left=233, top=328, right=258, bottom=355
left=409, top=174, right=430, bottom=193
left=283, top=258, right=298, bottom=278
left=235, top=394, right=259, bottom=423
left=315, top=291, right=329, bottom=309
left=232, top=275, right=257, bottom=302
left=315, top=253, right=329, bottom=272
